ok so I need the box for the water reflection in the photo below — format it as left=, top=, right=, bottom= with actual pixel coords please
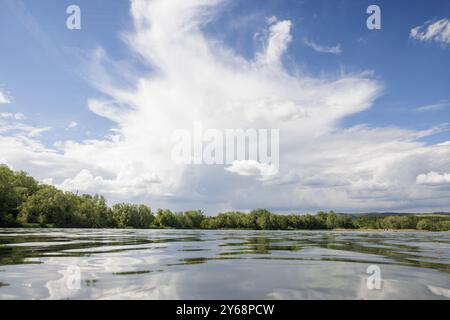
left=0, top=229, right=449, bottom=299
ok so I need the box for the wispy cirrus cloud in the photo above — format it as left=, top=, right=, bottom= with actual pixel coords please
left=410, top=18, right=450, bottom=45
left=415, top=100, right=450, bottom=112
left=303, top=38, right=342, bottom=54
left=0, top=112, right=25, bottom=120
left=0, top=122, right=51, bottom=137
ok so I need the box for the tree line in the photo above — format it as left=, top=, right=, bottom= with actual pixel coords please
left=1, top=165, right=450, bottom=231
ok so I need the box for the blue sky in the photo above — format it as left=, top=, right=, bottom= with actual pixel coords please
left=208, top=0, right=450, bottom=136
left=1, top=0, right=450, bottom=213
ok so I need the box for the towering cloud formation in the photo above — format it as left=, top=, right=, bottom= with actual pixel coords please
left=1, top=0, right=450, bottom=213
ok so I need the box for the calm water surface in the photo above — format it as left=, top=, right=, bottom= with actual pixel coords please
left=0, top=229, right=449, bottom=300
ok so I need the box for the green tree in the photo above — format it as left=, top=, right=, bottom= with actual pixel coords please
left=18, top=185, right=76, bottom=227
left=326, top=212, right=339, bottom=229
left=73, top=194, right=113, bottom=228
left=183, top=210, right=205, bottom=229
left=155, top=209, right=176, bottom=228
left=416, top=219, right=434, bottom=231
left=112, top=203, right=153, bottom=229
left=0, top=165, right=39, bottom=226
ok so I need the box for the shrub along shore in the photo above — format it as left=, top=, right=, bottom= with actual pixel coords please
left=1, top=165, right=450, bottom=231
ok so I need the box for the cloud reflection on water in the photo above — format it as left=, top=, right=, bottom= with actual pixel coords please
left=0, top=229, right=449, bottom=299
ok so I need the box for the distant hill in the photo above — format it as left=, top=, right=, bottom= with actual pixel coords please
left=347, top=212, right=450, bottom=217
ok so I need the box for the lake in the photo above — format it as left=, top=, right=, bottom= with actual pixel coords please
left=0, top=229, right=449, bottom=300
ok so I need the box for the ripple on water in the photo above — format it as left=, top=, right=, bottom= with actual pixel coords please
left=0, top=229, right=449, bottom=299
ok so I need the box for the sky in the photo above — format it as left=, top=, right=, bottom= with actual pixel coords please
left=1, top=0, right=450, bottom=214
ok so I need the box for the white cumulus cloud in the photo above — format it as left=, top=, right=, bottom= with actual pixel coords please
left=66, top=121, right=78, bottom=130
left=0, top=89, right=11, bottom=104
left=225, top=160, right=278, bottom=177
left=417, top=172, right=450, bottom=186
left=258, top=17, right=293, bottom=65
